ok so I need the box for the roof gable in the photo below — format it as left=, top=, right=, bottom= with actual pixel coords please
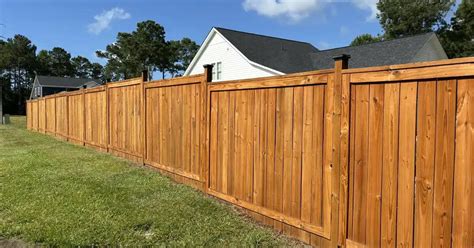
left=214, top=27, right=319, bottom=74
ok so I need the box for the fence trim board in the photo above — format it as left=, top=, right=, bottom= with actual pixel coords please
left=349, top=63, right=474, bottom=83
left=208, top=74, right=328, bottom=91
left=208, top=189, right=329, bottom=238
left=145, top=160, right=203, bottom=182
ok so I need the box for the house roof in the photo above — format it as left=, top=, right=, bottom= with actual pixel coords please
left=310, top=32, right=438, bottom=69
left=213, top=28, right=443, bottom=73
left=215, top=27, right=319, bottom=74
left=36, top=75, right=101, bottom=88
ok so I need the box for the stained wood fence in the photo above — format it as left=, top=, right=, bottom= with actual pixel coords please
left=27, top=57, right=474, bottom=247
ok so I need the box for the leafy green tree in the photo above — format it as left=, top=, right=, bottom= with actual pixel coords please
left=71, top=56, right=92, bottom=78
left=36, top=50, right=52, bottom=75
left=97, top=20, right=169, bottom=80
left=377, top=0, right=454, bottom=39
left=0, top=35, right=37, bottom=114
left=166, top=38, right=199, bottom=77
left=439, top=0, right=474, bottom=58
left=35, top=47, right=75, bottom=77
left=90, top=62, right=104, bottom=80
left=350, top=34, right=383, bottom=46
left=48, top=47, right=75, bottom=77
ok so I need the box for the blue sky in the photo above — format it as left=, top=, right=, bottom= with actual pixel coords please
left=0, top=0, right=384, bottom=64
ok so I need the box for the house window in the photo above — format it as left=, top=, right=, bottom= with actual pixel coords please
left=211, top=62, right=222, bottom=81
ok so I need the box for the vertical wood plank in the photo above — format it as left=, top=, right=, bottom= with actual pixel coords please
left=414, top=81, right=437, bottom=248
left=381, top=83, right=400, bottom=248
left=301, top=86, right=315, bottom=224
left=366, top=84, right=384, bottom=247
left=351, top=85, right=369, bottom=243
left=282, top=87, right=294, bottom=233
left=291, top=86, right=303, bottom=220
left=253, top=89, right=265, bottom=206
left=210, top=92, right=218, bottom=190
left=264, top=88, right=276, bottom=226
left=452, top=78, right=474, bottom=247
left=396, top=82, right=417, bottom=247
left=432, top=79, right=456, bottom=248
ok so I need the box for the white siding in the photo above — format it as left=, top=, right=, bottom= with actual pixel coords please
left=186, top=31, right=280, bottom=81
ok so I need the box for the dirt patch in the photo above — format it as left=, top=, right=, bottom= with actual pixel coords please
left=0, top=238, right=40, bottom=248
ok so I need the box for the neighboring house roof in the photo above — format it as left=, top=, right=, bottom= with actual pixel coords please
left=215, top=27, right=319, bottom=74
left=36, top=75, right=101, bottom=88
left=186, top=27, right=448, bottom=76
left=310, top=32, right=444, bottom=69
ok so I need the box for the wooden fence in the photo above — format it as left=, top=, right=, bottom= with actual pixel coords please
left=26, top=57, right=474, bottom=247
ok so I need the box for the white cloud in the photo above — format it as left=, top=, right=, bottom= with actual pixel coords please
left=88, top=7, right=131, bottom=35
left=242, top=0, right=379, bottom=22
left=352, top=0, right=379, bottom=21
left=242, top=0, right=322, bottom=22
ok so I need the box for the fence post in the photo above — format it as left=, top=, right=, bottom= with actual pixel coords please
left=141, top=70, right=148, bottom=165
left=105, top=83, right=110, bottom=153
left=66, top=94, right=69, bottom=141
left=82, top=87, right=86, bottom=146
left=201, top=64, right=213, bottom=191
left=332, top=54, right=350, bottom=247
left=43, top=98, right=46, bottom=134
left=54, top=95, right=57, bottom=136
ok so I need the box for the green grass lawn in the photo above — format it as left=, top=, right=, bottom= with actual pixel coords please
left=0, top=116, right=294, bottom=247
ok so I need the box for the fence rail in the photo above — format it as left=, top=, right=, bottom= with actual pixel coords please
left=27, top=57, right=474, bottom=247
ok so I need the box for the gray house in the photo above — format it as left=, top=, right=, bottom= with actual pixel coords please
left=30, top=75, right=101, bottom=99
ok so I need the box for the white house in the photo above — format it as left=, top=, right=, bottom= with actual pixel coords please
left=184, top=27, right=448, bottom=81
left=184, top=27, right=321, bottom=81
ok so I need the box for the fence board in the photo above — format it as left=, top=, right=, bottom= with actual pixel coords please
left=108, top=82, right=142, bottom=158
left=85, top=89, right=107, bottom=148
left=208, top=82, right=330, bottom=237
left=453, top=78, right=474, bottom=247
left=414, top=81, right=436, bottom=248
left=45, top=98, right=56, bottom=133
left=432, top=79, right=456, bottom=247
left=67, top=94, right=84, bottom=143
left=55, top=96, right=68, bottom=137
left=38, top=99, right=46, bottom=132
left=396, top=82, right=417, bottom=247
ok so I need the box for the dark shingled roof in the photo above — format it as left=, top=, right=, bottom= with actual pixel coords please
left=215, top=27, right=319, bottom=73
left=215, top=28, right=439, bottom=73
left=36, top=75, right=101, bottom=88
left=310, top=32, right=437, bottom=70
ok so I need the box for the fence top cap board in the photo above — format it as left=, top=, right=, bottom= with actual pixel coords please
left=342, top=56, right=474, bottom=74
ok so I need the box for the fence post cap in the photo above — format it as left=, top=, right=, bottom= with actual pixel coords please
left=333, top=54, right=351, bottom=61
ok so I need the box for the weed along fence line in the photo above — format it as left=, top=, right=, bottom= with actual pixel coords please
left=26, top=57, right=474, bottom=247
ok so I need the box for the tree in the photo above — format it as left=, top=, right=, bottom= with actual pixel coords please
left=71, top=56, right=92, bottom=78
left=90, top=63, right=104, bottom=80
left=439, top=0, right=474, bottom=58
left=97, top=20, right=169, bottom=80
left=48, top=47, right=74, bottom=77
left=34, top=47, right=75, bottom=77
left=377, top=0, right=454, bottom=39
left=70, top=56, right=104, bottom=79
left=350, top=34, right=383, bottom=46
left=166, top=38, right=199, bottom=77
left=0, top=35, right=37, bottom=114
